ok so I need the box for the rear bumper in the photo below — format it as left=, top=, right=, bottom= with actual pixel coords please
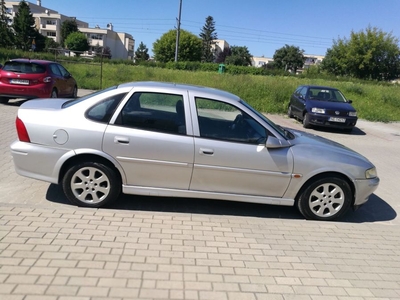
left=308, top=113, right=357, bottom=129
left=0, top=83, right=52, bottom=99
left=10, top=141, right=72, bottom=184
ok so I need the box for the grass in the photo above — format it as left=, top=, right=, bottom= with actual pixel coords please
left=61, top=62, right=400, bottom=123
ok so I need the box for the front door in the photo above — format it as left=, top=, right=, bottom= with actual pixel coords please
left=190, top=97, right=293, bottom=197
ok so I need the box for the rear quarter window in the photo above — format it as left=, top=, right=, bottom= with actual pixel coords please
left=86, top=93, right=127, bottom=123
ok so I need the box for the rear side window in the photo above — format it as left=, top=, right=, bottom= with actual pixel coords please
left=115, top=92, right=186, bottom=135
left=3, top=62, right=46, bottom=74
left=86, top=93, right=127, bottom=123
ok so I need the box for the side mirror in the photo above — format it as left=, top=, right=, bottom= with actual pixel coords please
left=347, top=99, right=353, bottom=104
left=265, top=136, right=291, bottom=149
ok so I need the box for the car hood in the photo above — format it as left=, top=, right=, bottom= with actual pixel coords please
left=307, top=99, right=356, bottom=111
left=20, top=98, right=70, bottom=110
left=288, top=128, right=371, bottom=163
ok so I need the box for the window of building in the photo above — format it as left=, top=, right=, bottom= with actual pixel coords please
left=90, top=34, right=103, bottom=40
left=46, top=32, right=56, bottom=37
left=46, top=20, right=56, bottom=25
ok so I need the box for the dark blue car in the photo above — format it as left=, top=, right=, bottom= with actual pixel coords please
left=288, top=85, right=358, bottom=132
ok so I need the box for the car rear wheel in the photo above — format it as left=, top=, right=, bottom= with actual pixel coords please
left=297, top=176, right=352, bottom=221
left=0, top=97, right=9, bottom=104
left=287, top=105, right=294, bottom=118
left=51, top=89, right=58, bottom=98
left=302, top=113, right=311, bottom=128
left=62, top=162, right=121, bottom=208
left=72, top=86, right=78, bottom=98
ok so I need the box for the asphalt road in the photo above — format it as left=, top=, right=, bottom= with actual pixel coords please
left=1, top=90, right=400, bottom=225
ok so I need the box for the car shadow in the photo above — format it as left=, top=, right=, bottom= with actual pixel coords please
left=310, top=125, right=366, bottom=136
left=45, top=184, right=396, bottom=223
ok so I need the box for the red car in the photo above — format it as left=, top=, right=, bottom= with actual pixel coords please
left=0, top=59, right=77, bottom=104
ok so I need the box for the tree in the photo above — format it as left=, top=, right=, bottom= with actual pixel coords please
left=12, top=0, right=37, bottom=51
left=224, top=46, right=252, bottom=66
left=44, top=37, right=60, bottom=53
left=0, top=0, right=14, bottom=48
left=273, top=44, right=305, bottom=73
left=321, top=26, right=400, bottom=80
left=64, top=31, right=89, bottom=57
left=135, top=42, right=150, bottom=62
left=153, top=29, right=202, bottom=62
left=199, top=16, right=217, bottom=62
left=61, top=19, right=78, bottom=46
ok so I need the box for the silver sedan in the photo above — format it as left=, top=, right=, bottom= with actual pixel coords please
left=10, top=81, right=379, bottom=221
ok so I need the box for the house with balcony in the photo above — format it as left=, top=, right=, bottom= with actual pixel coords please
left=4, top=1, right=134, bottom=60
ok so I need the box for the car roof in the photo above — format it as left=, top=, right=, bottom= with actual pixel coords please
left=8, top=58, right=53, bottom=65
left=300, top=85, right=339, bottom=90
left=116, top=81, right=242, bottom=102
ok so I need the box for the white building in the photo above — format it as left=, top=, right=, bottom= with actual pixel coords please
left=5, top=1, right=134, bottom=60
left=251, top=56, right=274, bottom=68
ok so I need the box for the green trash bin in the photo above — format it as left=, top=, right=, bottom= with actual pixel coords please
left=218, top=64, right=225, bottom=74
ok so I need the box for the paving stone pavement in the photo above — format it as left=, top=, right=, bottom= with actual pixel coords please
left=1, top=92, right=400, bottom=299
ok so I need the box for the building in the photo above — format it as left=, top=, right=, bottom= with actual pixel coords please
left=212, top=39, right=229, bottom=60
left=4, top=1, right=134, bottom=60
left=251, top=56, right=274, bottom=68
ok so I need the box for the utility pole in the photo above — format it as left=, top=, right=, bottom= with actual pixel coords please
left=174, top=0, right=182, bottom=62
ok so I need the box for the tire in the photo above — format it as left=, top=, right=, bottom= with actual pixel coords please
left=51, top=89, right=58, bottom=98
left=62, top=162, right=121, bottom=208
left=302, top=112, right=311, bottom=128
left=287, top=105, right=294, bottom=118
left=297, top=176, right=352, bottom=221
left=72, top=86, right=78, bottom=98
left=0, top=97, right=9, bottom=104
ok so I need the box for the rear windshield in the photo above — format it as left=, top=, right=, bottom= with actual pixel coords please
left=3, top=61, right=46, bottom=74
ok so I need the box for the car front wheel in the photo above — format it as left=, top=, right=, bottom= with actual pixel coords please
left=302, top=113, right=311, bottom=128
left=62, top=162, right=121, bottom=208
left=297, top=176, right=352, bottom=221
left=287, top=105, right=294, bottom=118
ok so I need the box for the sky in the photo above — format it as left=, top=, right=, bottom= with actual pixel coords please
left=41, top=0, right=400, bottom=58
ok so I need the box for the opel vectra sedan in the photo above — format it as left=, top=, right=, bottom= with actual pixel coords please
left=10, top=81, right=379, bottom=221
left=288, top=85, right=358, bottom=132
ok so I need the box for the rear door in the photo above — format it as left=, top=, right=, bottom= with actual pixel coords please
left=103, top=90, right=195, bottom=189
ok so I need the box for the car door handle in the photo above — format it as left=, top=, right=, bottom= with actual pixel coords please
left=115, top=136, right=130, bottom=144
left=199, top=148, right=214, bottom=155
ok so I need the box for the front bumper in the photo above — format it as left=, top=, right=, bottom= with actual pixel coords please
left=353, top=176, right=380, bottom=208
left=308, top=113, right=358, bottom=129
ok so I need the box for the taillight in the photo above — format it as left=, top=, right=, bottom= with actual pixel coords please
left=43, top=76, right=52, bottom=83
left=16, top=117, right=30, bottom=142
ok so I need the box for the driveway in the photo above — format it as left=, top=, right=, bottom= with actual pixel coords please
left=1, top=91, right=400, bottom=300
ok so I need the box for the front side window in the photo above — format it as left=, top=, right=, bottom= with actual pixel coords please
left=116, top=92, right=186, bottom=135
left=196, top=98, right=267, bottom=144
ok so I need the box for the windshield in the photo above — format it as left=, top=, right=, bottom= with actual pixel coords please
left=240, top=100, right=294, bottom=139
left=308, top=88, right=347, bottom=102
left=62, top=86, right=118, bottom=108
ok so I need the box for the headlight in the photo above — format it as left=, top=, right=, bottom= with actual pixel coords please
left=349, top=111, right=357, bottom=117
left=311, top=108, right=326, bottom=114
left=366, top=167, right=377, bottom=179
